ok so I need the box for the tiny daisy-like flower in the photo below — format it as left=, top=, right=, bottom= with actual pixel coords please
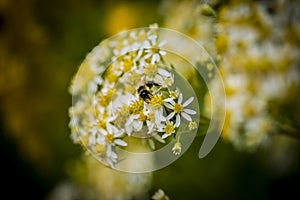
left=161, top=121, right=176, bottom=139
left=129, top=99, right=144, bottom=114
left=165, top=93, right=197, bottom=127
left=188, top=121, right=198, bottom=130
left=144, top=40, right=167, bottom=64
left=97, top=122, right=127, bottom=147
left=172, top=142, right=182, bottom=156
left=169, top=89, right=179, bottom=99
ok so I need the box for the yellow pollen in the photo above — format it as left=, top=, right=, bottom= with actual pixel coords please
left=105, top=133, right=114, bottom=143
left=139, top=112, right=147, bottom=122
left=98, top=89, right=115, bottom=106
left=169, top=91, right=178, bottom=99
left=173, top=103, right=182, bottom=114
left=130, top=100, right=144, bottom=114
left=150, top=95, right=163, bottom=108
left=151, top=47, right=160, bottom=53
left=97, top=119, right=106, bottom=129
left=99, top=94, right=110, bottom=106
left=107, top=72, right=119, bottom=83
left=123, top=57, right=133, bottom=72
left=164, top=123, right=175, bottom=134
left=107, top=88, right=115, bottom=98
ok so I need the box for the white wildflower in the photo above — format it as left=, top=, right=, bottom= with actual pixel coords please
left=165, top=93, right=196, bottom=127
left=172, top=142, right=182, bottom=155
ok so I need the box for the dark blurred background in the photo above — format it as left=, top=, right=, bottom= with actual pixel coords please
left=0, top=0, right=299, bottom=199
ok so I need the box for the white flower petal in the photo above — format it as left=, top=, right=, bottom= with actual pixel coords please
left=162, top=133, right=170, bottom=139
left=154, top=74, right=164, bottom=85
left=144, top=52, right=151, bottom=59
left=143, top=40, right=151, bottom=48
left=158, top=68, right=170, bottom=77
left=181, top=112, right=192, bottom=121
left=164, top=98, right=174, bottom=103
left=111, top=125, right=119, bottom=134
left=151, top=54, right=157, bottom=64
left=183, top=97, right=194, bottom=107
left=114, top=129, right=124, bottom=137
left=109, top=150, right=118, bottom=159
left=107, top=160, right=115, bottom=168
left=106, top=123, right=113, bottom=133
left=133, top=120, right=143, bottom=131
left=183, top=108, right=197, bottom=115
left=175, top=114, right=181, bottom=127
left=99, top=129, right=107, bottom=135
left=164, top=102, right=173, bottom=109
left=178, top=93, right=183, bottom=104
left=167, top=112, right=175, bottom=120
left=148, top=139, right=155, bottom=150
left=159, top=40, right=167, bottom=47
left=96, top=136, right=104, bottom=145
left=153, top=134, right=165, bottom=143
left=125, top=124, right=133, bottom=135
left=88, top=82, right=97, bottom=93
left=147, top=121, right=155, bottom=133
left=95, top=76, right=103, bottom=84
left=114, top=139, right=127, bottom=146
left=159, top=50, right=166, bottom=56
left=170, top=100, right=176, bottom=105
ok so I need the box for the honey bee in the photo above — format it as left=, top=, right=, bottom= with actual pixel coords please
left=137, top=81, right=160, bottom=103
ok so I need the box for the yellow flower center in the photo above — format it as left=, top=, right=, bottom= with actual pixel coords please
left=173, top=103, right=182, bottom=114
left=151, top=47, right=160, bottom=54
left=107, top=72, right=119, bottom=83
left=97, top=119, right=106, bottom=129
left=169, top=91, right=178, bottom=99
left=130, top=99, right=144, bottom=114
left=123, top=57, right=133, bottom=72
left=105, top=133, right=114, bottom=143
left=164, top=123, right=175, bottom=135
left=139, top=112, right=147, bottom=122
left=99, top=89, right=115, bottom=106
left=150, top=95, right=163, bottom=109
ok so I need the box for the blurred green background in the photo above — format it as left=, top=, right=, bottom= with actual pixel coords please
left=1, top=0, right=300, bottom=199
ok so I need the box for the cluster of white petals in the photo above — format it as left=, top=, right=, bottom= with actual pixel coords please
left=69, top=24, right=198, bottom=167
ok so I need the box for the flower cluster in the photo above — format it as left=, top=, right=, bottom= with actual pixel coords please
left=161, top=0, right=217, bottom=56
left=69, top=24, right=198, bottom=167
left=211, top=0, right=300, bottom=149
